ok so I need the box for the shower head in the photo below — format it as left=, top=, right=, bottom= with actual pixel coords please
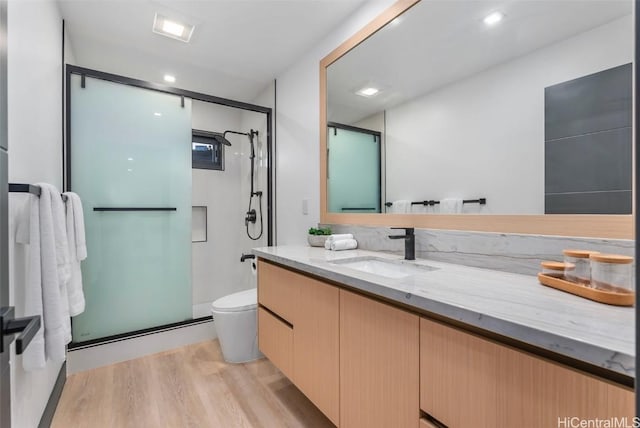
left=213, top=134, right=233, bottom=147
left=216, top=129, right=259, bottom=148
left=220, top=130, right=252, bottom=148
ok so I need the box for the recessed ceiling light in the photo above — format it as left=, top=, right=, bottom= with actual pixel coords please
left=356, top=87, right=380, bottom=97
left=163, top=74, right=176, bottom=83
left=162, top=20, right=184, bottom=37
left=483, top=11, right=504, bottom=26
left=154, top=112, right=162, bottom=117
left=153, top=13, right=195, bottom=43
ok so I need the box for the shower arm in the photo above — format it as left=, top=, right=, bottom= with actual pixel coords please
left=222, top=129, right=258, bottom=160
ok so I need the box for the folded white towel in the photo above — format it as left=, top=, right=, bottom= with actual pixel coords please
left=16, top=195, right=46, bottom=370
left=440, top=198, right=463, bottom=214
left=324, top=234, right=354, bottom=250
left=330, top=239, right=358, bottom=251
left=390, top=200, right=410, bottom=214
left=63, top=192, right=86, bottom=316
left=35, top=184, right=68, bottom=363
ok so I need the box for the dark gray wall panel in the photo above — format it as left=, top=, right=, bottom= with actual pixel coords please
left=545, top=63, right=632, bottom=141
left=545, top=190, right=632, bottom=214
left=545, top=127, right=632, bottom=194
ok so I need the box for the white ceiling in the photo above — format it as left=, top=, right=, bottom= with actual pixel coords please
left=59, top=0, right=367, bottom=103
left=327, top=0, right=632, bottom=124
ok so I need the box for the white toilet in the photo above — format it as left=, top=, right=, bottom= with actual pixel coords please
left=211, top=288, right=263, bottom=363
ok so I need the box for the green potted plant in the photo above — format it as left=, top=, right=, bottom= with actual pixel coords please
left=307, top=227, right=332, bottom=247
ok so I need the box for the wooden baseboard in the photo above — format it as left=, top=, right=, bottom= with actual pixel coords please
left=38, top=361, right=66, bottom=428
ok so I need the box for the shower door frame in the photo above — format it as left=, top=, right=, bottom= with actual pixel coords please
left=64, top=65, right=274, bottom=349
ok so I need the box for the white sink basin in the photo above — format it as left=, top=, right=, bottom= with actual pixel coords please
left=329, top=256, right=437, bottom=279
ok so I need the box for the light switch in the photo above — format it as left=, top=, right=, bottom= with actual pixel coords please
left=302, top=198, right=309, bottom=215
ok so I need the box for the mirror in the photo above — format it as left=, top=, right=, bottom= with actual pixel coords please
left=324, top=0, right=633, bottom=220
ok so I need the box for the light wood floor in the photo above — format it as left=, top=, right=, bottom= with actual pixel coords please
left=52, top=340, right=335, bottom=428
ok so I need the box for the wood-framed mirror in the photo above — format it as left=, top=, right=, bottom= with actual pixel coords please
left=320, top=0, right=634, bottom=239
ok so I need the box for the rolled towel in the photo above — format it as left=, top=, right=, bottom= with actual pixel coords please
left=390, top=200, right=410, bottom=214
left=324, top=233, right=354, bottom=250
left=330, top=239, right=358, bottom=251
left=440, top=198, right=463, bottom=214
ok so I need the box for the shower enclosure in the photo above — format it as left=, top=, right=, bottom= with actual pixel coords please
left=327, top=122, right=382, bottom=213
left=67, top=66, right=272, bottom=344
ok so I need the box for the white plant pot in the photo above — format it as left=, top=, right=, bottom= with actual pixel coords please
left=307, top=234, right=329, bottom=247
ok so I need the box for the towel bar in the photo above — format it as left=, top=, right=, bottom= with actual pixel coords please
left=8, top=183, right=68, bottom=202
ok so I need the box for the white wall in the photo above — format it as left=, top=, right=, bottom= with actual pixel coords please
left=274, top=0, right=396, bottom=244
left=7, top=0, right=65, bottom=427
left=191, top=100, right=244, bottom=317
left=384, top=15, right=632, bottom=214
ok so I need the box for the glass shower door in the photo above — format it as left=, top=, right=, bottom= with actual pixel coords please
left=70, top=75, right=192, bottom=342
left=328, top=126, right=381, bottom=213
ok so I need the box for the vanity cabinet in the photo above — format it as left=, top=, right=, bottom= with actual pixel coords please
left=258, top=258, right=633, bottom=428
left=340, top=290, right=420, bottom=428
left=420, top=318, right=634, bottom=427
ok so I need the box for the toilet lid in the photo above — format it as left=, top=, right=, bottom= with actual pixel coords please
left=211, top=288, right=257, bottom=312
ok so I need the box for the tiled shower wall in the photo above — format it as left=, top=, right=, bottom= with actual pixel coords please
left=544, top=63, right=632, bottom=214
left=322, top=224, right=633, bottom=276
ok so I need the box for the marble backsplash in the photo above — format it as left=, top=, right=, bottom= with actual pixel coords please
left=320, top=224, right=634, bottom=276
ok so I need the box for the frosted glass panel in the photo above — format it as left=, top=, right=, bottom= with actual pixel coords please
left=328, top=127, right=381, bottom=213
left=70, top=75, right=192, bottom=342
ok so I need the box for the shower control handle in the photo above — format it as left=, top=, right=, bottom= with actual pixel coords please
left=245, top=209, right=257, bottom=225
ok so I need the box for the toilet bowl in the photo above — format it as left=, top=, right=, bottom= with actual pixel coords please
left=211, top=288, right=263, bottom=363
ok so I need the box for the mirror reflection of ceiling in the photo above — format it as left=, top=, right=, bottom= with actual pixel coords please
left=327, top=0, right=632, bottom=124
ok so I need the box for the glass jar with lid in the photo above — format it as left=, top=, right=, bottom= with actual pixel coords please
left=540, top=261, right=574, bottom=279
left=589, top=254, right=633, bottom=293
left=563, top=250, right=600, bottom=285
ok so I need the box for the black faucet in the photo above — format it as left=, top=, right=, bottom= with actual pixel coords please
left=388, top=227, right=415, bottom=260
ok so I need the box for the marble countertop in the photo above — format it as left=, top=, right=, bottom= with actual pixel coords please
left=252, top=245, right=635, bottom=379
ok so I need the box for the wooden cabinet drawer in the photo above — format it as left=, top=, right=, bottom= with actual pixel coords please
left=421, top=318, right=497, bottom=427
left=257, top=259, right=299, bottom=323
left=258, top=307, right=294, bottom=380
left=340, top=290, right=420, bottom=428
left=496, top=343, right=634, bottom=426
left=420, top=317, right=634, bottom=428
left=293, top=274, right=339, bottom=425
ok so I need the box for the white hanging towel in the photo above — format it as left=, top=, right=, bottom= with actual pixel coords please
left=16, top=195, right=46, bottom=370
left=440, top=198, right=463, bottom=214
left=38, top=183, right=71, bottom=356
left=16, top=185, right=69, bottom=369
left=390, top=200, right=410, bottom=214
left=63, top=192, right=86, bottom=316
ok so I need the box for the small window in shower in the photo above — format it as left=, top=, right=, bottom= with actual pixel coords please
left=192, top=129, right=224, bottom=170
